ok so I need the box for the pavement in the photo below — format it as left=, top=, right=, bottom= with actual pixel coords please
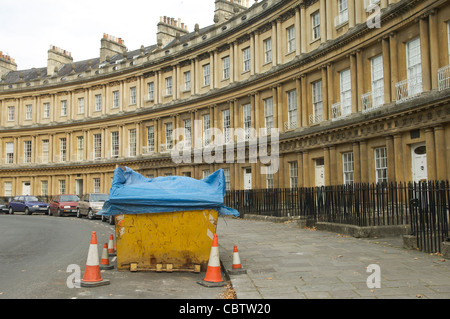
left=216, top=216, right=450, bottom=299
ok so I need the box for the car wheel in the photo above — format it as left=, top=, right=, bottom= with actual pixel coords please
left=9, top=207, right=14, bottom=215
left=46, top=209, right=50, bottom=216
left=101, top=215, right=106, bottom=222
left=108, top=216, right=115, bottom=225
left=88, top=209, right=93, bottom=220
left=76, top=208, right=81, bottom=218
left=58, top=209, right=64, bottom=217
left=25, top=207, right=31, bottom=215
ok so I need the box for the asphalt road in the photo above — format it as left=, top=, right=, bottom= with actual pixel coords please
left=0, top=213, right=229, bottom=300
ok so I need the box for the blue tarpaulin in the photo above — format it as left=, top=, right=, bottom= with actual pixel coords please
left=97, top=166, right=239, bottom=217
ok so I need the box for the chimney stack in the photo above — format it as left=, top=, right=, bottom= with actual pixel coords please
left=47, top=45, right=73, bottom=76
left=157, top=16, right=189, bottom=48
left=214, top=0, right=249, bottom=24
left=0, top=51, right=17, bottom=79
left=100, top=33, right=127, bottom=63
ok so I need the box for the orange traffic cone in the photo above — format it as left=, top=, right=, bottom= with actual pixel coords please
left=108, top=235, right=116, bottom=257
left=81, top=232, right=110, bottom=287
left=198, top=233, right=227, bottom=287
left=100, top=243, right=114, bottom=270
left=230, top=245, right=246, bottom=275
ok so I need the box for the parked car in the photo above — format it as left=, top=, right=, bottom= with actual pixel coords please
left=101, top=213, right=115, bottom=225
left=8, top=196, right=49, bottom=215
left=0, top=198, right=8, bottom=213
left=49, top=194, right=80, bottom=217
left=77, top=193, right=108, bottom=220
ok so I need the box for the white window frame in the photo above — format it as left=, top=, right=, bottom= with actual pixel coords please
left=222, top=56, right=230, bottom=80
left=223, top=168, right=231, bottom=191
left=222, top=109, right=231, bottom=143
left=8, top=106, right=14, bottom=121
left=60, top=138, right=67, bottom=162
left=371, top=55, right=385, bottom=108
left=266, top=165, right=274, bottom=189
left=243, top=47, right=251, bottom=72
left=43, top=103, right=50, bottom=119
left=343, top=152, right=354, bottom=185
left=111, top=131, right=119, bottom=158
left=289, top=161, right=298, bottom=189
left=165, top=123, right=173, bottom=149
left=77, top=136, right=84, bottom=161
left=340, top=68, right=352, bottom=116
left=41, top=181, right=48, bottom=197
left=202, top=114, right=211, bottom=146
left=4, top=182, right=12, bottom=197
left=93, top=134, right=102, bottom=159
left=6, top=142, right=14, bottom=164
left=59, top=180, right=66, bottom=195
left=61, top=100, right=67, bottom=116
left=130, top=87, right=137, bottom=105
left=203, top=64, right=210, bottom=86
left=78, top=98, right=85, bottom=113
left=147, top=126, right=155, bottom=152
left=93, top=178, right=101, bottom=194
left=264, top=38, right=272, bottom=64
left=147, top=82, right=154, bottom=100
left=166, top=77, right=173, bottom=96
left=406, top=37, right=423, bottom=96
left=183, top=119, right=191, bottom=147
left=264, top=98, right=273, bottom=131
left=243, top=103, right=251, bottom=140
left=128, top=129, right=136, bottom=157
left=312, top=80, right=323, bottom=124
left=24, top=140, right=32, bottom=163
left=375, top=147, right=388, bottom=184
left=287, top=26, right=296, bottom=53
left=112, top=91, right=119, bottom=108
left=42, top=140, right=49, bottom=163
left=184, top=71, right=191, bottom=91
left=312, top=11, right=321, bottom=41
left=287, top=90, right=297, bottom=129
left=95, top=94, right=102, bottom=112
left=26, top=104, right=33, bottom=120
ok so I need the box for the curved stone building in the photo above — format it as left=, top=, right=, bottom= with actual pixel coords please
left=0, top=0, right=449, bottom=197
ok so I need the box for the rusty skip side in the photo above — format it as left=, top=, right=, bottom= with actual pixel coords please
left=115, top=209, right=218, bottom=273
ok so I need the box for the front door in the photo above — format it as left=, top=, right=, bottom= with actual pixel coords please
left=412, top=143, right=427, bottom=183
left=243, top=168, right=252, bottom=190
left=22, top=182, right=31, bottom=196
left=315, top=158, right=325, bottom=187
left=75, top=179, right=83, bottom=197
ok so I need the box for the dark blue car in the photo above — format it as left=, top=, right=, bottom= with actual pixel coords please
left=8, top=196, right=49, bottom=215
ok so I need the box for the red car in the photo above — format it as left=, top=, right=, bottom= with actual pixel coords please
left=49, top=194, right=80, bottom=217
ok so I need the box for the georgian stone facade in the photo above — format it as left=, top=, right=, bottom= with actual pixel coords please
left=0, top=0, right=449, bottom=197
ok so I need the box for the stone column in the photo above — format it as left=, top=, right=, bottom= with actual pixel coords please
left=389, top=33, right=398, bottom=101
left=434, top=125, right=447, bottom=180
left=419, top=16, right=431, bottom=92
left=429, top=10, right=439, bottom=90
left=353, top=142, right=361, bottom=183
left=393, top=134, right=404, bottom=182
left=382, top=37, right=392, bottom=104
left=386, top=136, right=395, bottom=183
left=425, top=128, right=436, bottom=181
left=360, top=140, right=368, bottom=183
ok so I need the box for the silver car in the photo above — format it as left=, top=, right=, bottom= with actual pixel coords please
left=77, top=193, right=108, bottom=220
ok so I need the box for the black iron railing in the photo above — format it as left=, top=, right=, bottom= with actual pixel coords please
left=225, top=181, right=449, bottom=253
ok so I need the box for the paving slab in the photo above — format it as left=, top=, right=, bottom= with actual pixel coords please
left=217, top=216, right=450, bottom=300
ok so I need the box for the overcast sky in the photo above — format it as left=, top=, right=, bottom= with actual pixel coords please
left=0, top=0, right=216, bottom=70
